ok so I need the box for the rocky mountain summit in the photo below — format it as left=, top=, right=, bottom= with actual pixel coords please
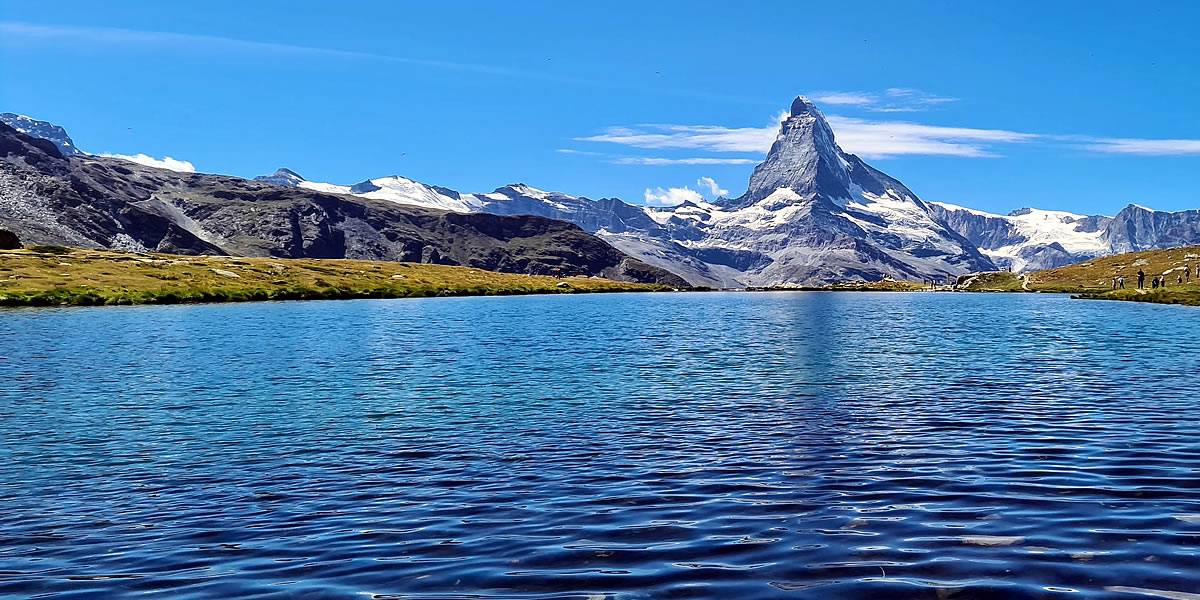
left=0, top=122, right=685, bottom=285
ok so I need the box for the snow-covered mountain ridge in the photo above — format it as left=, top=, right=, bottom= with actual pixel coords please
left=251, top=98, right=1200, bottom=283
left=254, top=98, right=1003, bottom=285
left=928, top=201, right=1200, bottom=271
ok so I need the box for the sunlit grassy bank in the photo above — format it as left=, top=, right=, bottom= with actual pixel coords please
left=1028, top=246, right=1200, bottom=306
left=0, top=247, right=672, bottom=307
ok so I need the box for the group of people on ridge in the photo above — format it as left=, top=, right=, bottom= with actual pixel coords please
left=1118, top=263, right=1199, bottom=290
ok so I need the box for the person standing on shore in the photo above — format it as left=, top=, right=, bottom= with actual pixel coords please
left=1112, top=277, right=1118, bottom=290
left=1138, top=269, right=1145, bottom=289
left=1118, top=276, right=1125, bottom=289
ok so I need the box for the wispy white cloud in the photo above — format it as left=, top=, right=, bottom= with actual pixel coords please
left=0, top=21, right=595, bottom=85
left=580, top=124, right=775, bottom=153
left=880, top=87, right=958, bottom=109
left=644, top=186, right=703, bottom=206
left=805, top=88, right=959, bottom=113
left=1074, top=137, right=1200, bottom=156
left=826, top=116, right=1038, bottom=158
left=696, top=176, right=728, bottom=197
left=585, top=114, right=1200, bottom=161
left=99, top=153, right=196, bottom=172
left=614, top=156, right=758, bottom=165
left=580, top=115, right=1038, bottom=159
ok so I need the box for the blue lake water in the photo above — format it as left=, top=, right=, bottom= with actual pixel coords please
left=2, top=291, right=1199, bottom=599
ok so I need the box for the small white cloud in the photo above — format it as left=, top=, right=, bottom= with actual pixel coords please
left=614, top=157, right=758, bottom=165
left=696, top=176, right=728, bottom=198
left=643, top=186, right=703, bottom=206
left=810, top=91, right=876, bottom=106
left=555, top=148, right=607, bottom=156
left=99, top=152, right=196, bottom=172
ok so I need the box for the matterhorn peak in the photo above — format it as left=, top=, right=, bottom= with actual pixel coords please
left=735, top=96, right=851, bottom=206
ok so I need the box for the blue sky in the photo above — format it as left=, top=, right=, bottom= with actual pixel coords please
left=2, top=0, right=1198, bottom=215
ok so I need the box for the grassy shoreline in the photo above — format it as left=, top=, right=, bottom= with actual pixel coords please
left=1027, top=246, right=1200, bottom=307
left=0, top=247, right=674, bottom=307
left=6, top=244, right=1200, bottom=309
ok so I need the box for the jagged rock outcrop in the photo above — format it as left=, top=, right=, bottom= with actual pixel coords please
left=0, top=123, right=686, bottom=285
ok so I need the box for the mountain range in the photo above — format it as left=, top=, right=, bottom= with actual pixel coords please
left=0, top=119, right=685, bottom=286
left=4, top=100, right=1200, bottom=286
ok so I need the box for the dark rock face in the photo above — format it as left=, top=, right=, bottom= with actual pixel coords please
left=0, top=123, right=685, bottom=285
left=0, top=229, right=20, bottom=249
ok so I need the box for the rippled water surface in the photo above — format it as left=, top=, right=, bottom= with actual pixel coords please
left=2, top=292, right=1200, bottom=599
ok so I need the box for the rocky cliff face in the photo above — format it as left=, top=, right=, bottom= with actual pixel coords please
left=0, top=123, right=686, bottom=286
left=738, top=97, right=854, bottom=206
left=1104, top=204, right=1200, bottom=254
left=0, top=113, right=82, bottom=156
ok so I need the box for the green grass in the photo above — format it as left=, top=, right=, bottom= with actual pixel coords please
left=0, top=248, right=674, bottom=307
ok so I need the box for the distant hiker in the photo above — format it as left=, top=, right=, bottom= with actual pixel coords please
left=1179, top=273, right=1184, bottom=285
left=1187, top=265, right=1192, bottom=283
left=1118, top=276, right=1125, bottom=289
left=1112, top=277, right=1118, bottom=290
left=1152, top=277, right=1159, bottom=289
left=1138, top=269, right=1145, bottom=288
